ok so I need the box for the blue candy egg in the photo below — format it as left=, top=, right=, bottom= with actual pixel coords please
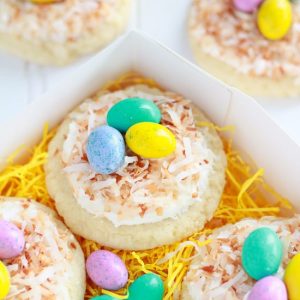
left=86, top=126, right=125, bottom=174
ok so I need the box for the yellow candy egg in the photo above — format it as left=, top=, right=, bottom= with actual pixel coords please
left=125, top=122, right=176, bottom=159
left=284, top=253, right=300, bottom=300
left=0, top=261, right=10, bottom=299
left=257, top=0, right=292, bottom=40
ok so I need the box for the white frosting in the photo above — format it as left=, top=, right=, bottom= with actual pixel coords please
left=62, top=86, right=218, bottom=226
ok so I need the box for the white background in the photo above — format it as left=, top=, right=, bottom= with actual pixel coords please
left=1, top=0, right=300, bottom=144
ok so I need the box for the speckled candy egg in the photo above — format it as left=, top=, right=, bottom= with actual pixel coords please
left=0, top=220, right=25, bottom=259
left=257, top=0, right=292, bottom=40
left=125, top=122, right=176, bottom=159
left=233, top=0, right=263, bottom=12
left=284, top=253, right=300, bottom=300
left=0, top=261, right=10, bottom=299
left=107, top=97, right=161, bottom=132
left=86, top=250, right=128, bottom=290
left=242, top=227, right=283, bottom=280
left=128, top=273, right=164, bottom=300
left=248, top=276, right=287, bottom=300
left=86, top=126, right=125, bottom=174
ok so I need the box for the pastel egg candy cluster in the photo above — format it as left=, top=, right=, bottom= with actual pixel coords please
left=242, top=227, right=293, bottom=299
left=233, top=0, right=293, bottom=40
left=86, top=250, right=128, bottom=291
left=108, top=97, right=176, bottom=159
left=87, top=97, right=176, bottom=174
left=0, top=220, right=25, bottom=298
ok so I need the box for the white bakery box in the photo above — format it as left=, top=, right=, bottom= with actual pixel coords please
left=0, top=30, right=300, bottom=210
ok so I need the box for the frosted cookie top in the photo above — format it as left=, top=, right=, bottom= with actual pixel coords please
left=183, top=216, right=300, bottom=299
left=0, top=198, right=79, bottom=299
left=61, top=85, right=218, bottom=226
left=189, top=0, right=300, bottom=80
left=0, top=0, right=119, bottom=43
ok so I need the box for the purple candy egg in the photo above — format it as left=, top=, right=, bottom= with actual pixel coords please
left=248, top=276, right=287, bottom=300
left=86, top=250, right=128, bottom=290
left=0, top=220, right=25, bottom=259
left=233, top=0, right=264, bottom=13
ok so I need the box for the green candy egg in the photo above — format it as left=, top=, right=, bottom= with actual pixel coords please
left=128, top=273, right=164, bottom=300
left=242, top=227, right=283, bottom=280
left=90, top=296, right=118, bottom=300
left=107, top=98, right=161, bottom=132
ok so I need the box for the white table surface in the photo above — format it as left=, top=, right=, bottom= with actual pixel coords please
left=1, top=0, right=300, bottom=145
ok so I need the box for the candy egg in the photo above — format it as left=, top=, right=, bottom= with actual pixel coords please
left=87, top=126, right=125, bottom=174
left=125, top=122, right=176, bottom=159
left=86, top=250, right=128, bottom=290
left=257, top=0, right=292, bottom=40
left=91, top=296, right=118, bottom=300
left=233, top=0, right=263, bottom=13
left=0, top=220, right=25, bottom=259
left=242, top=227, right=283, bottom=280
left=0, top=261, right=10, bottom=299
left=284, top=253, right=300, bottom=300
left=107, top=97, right=161, bottom=132
left=248, top=276, right=287, bottom=300
left=128, top=273, right=164, bottom=300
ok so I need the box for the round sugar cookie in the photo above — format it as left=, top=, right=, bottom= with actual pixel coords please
left=181, top=215, right=300, bottom=299
left=188, top=0, right=300, bottom=97
left=0, top=197, right=85, bottom=299
left=0, top=0, right=131, bottom=66
left=45, top=84, right=227, bottom=250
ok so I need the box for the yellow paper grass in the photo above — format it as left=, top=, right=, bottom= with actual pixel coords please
left=0, top=73, right=292, bottom=299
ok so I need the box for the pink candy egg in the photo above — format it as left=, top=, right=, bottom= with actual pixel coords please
left=86, top=250, right=128, bottom=290
left=248, top=276, right=287, bottom=300
left=0, top=220, right=25, bottom=259
left=233, top=0, right=264, bottom=12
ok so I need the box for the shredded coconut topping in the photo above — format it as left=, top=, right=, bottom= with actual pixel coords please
left=189, top=0, right=300, bottom=80
left=0, top=0, right=118, bottom=43
left=61, top=85, right=217, bottom=226
left=184, top=216, right=300, bottom=299
left=0, top=199, right=78, bottom=299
